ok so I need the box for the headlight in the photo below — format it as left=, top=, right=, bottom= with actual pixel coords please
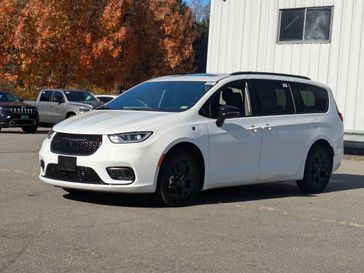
left=79, top=106, right=91, bottom=113
left=47, top=129, right=55, bottom=139
left=108, top=131, right=153, bottom=144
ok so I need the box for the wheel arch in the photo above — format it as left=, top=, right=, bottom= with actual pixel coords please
left=304, top=138, right=335, bottom=174
left=159, top=141, right=206, bottom=190
left=65, top=112, right=76, bottom=119
left=308, top=139, right=334, bottom=158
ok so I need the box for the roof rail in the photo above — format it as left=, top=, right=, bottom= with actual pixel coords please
left=230, top=71, right=311, bottom=80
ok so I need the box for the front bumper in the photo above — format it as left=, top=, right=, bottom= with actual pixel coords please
left=39, top=135, right=160, bottom=193
left=0, top=113, right=39, bottom=127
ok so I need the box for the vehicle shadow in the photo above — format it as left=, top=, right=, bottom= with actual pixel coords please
left=63, top=173, right=364, bottom=208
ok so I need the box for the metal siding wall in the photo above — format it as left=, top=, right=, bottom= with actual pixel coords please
left=207, top=0, right=364, bottom=132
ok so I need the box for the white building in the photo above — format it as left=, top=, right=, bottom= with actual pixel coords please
left=207, top=0, right=364, bottom=142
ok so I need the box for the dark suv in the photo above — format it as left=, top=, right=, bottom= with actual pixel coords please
left=0, top=91, right=39, bottom=133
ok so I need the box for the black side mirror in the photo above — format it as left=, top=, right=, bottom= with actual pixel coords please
left=216, top=105, right=240, bottom=127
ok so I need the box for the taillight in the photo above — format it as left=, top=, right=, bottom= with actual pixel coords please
left=338, top=111, right=344, bottom=122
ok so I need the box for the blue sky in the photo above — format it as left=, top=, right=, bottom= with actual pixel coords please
left=185, top=0, right=210, bottom=5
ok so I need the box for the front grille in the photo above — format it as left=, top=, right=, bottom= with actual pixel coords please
left=51, top=133, right=102, bottom=156
left=45, top=164, right=104, bottom=184
left=9, top=106, right=35, bottom=114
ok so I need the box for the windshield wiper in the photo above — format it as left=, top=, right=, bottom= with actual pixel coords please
left=125, top=107, right=160, bottom=111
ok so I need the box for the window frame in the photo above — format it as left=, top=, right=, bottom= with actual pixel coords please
left=277, top=6, right=334, bottom=44
left=198, top=80, right=250, bottom=119
left=39, top=90, right=53, bottom=102
left=51, top=91, right=65, bottom=103
left=247, top=79, right=297, bottom=117
left=289, top=82, right=329, bottom=114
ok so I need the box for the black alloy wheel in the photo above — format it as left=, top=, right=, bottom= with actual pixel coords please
left=22, top=125, right=38, bottom=134
left=297, top=145, right=333, bottom=194
left=157, top=151, right=200, bottom=206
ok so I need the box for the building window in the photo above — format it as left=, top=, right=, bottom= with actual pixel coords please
left=278, top=7, right=333, bottom=43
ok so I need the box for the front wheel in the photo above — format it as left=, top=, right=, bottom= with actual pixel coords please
left=156, top=151, right=201, bottom=207
left=297, top=145, right=333, bottom=194
left=22, top=125, right=38, bottom=134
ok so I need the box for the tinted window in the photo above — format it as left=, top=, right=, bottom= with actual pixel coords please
left=40, top=91, right=52, bottom=102
left=290, top=83, right=328, bottom=113
left=98, top=97, right=114, bottom=103
left=199, top=81, right=245, bottom=118
left=0, top=92, right=20, bottom=102
left=249, top=80, right=295, bottom=116
left=279, top=9, right=305, bottom=41
left=65, top=91, right=97, bottom=102
left=103, top=81, right=213, bottom=112
left=53, top=91, right=64, bottom=102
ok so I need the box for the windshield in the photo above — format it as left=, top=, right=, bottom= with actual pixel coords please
left=0, top=92, right=20, bottom=102
left=65, top=91, right=97, bottom=102
left=101, top=81, right=213, bottom=112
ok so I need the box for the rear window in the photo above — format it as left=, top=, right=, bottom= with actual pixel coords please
left=290, top=83, right=329, bottom=113
left=249, top=80, right=295, bottom=116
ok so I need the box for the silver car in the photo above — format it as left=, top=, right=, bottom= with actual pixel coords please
left=35, top=89, right=103, bottom=124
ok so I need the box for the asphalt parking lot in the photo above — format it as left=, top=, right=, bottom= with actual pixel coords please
left=0, top=128, right=364, bottom=273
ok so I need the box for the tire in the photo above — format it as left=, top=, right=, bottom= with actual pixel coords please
left=22, top=125, right=38, bottom=134
left=156, top=151, right=201, bottom=207
left=297, top=145, right=333, bottom=194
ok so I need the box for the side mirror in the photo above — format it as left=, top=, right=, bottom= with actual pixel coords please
left=216, top=105, right=240, bottom=127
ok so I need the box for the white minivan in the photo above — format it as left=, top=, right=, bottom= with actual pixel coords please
left=39, top=72, right=344, bottom=206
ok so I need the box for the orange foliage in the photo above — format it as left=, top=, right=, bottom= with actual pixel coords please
left=0, top=0, right=197, bottom=96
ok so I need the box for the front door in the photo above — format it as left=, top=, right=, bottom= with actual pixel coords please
left=36, top=90, right=53, bottom=123
left=200, top=81, right=262, bottom=187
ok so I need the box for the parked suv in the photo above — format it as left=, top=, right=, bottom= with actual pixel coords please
left=0, top=91, right=39, bottom=133
left=33, top=89, right=102, bottom=125
left=39, top=73, right=344, bottom=206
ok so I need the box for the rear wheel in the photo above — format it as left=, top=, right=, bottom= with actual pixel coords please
left=156, top=151, right=201, bottom=206
left=22, top=125, right=38, bottom=134
left=297, top=145, right=333, bottom=194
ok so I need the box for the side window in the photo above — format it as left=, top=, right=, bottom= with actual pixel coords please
left=39, top=91, right=52, bottom=102
left=290, top=83, right=328, bottom=113
left=199, top=81, right=246, bottom=119
left=249, top=80, right=295, bottom=116
left=53, top=91, right=64, bottom=102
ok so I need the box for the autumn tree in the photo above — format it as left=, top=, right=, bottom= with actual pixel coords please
left=0, top=0, right=197, bottom=96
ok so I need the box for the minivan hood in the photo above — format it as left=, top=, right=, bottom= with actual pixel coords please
left=53, top=110, right=178, bottom=134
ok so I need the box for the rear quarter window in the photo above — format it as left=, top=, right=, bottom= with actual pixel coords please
left=290, top=83, right=329, bottom=113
